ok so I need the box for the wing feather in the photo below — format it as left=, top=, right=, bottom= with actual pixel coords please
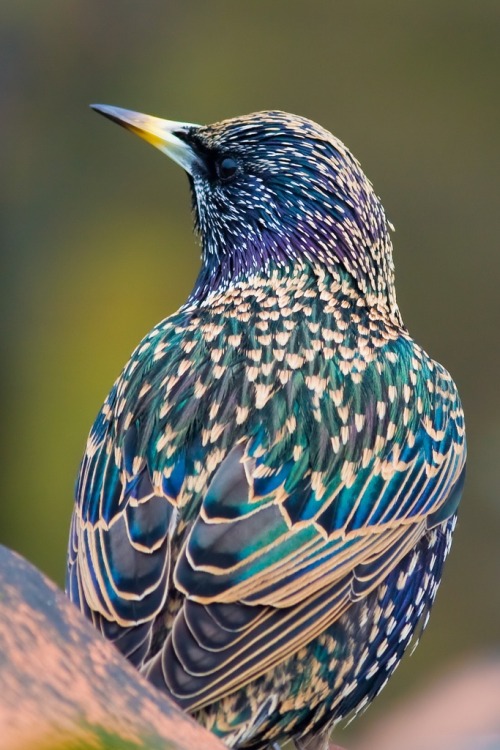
left=67, top=315, right=466, bottom=711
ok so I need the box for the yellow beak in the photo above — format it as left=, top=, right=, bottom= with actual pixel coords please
left=91, top=104, right=200, bottom=174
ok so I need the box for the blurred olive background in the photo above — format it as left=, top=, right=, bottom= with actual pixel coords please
left=1, top=0, right=499, bottom=744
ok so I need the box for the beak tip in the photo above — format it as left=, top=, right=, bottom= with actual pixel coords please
left=90, top=104, right=127, bottom=129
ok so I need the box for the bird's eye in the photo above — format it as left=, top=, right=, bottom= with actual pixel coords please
left=216, top=156, right=238, bottom=181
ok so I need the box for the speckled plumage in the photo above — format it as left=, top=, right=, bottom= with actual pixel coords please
left=66, top=109, right=466, bottom=750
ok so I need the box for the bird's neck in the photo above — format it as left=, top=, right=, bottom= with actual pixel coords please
left=189, top=241, right=401, bottom=326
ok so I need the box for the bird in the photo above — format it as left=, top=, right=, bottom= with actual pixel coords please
left=66, top=105, right=466, bottom=750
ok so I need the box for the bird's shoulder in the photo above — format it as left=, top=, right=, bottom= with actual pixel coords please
left=77, top=266, right=465, bottom=523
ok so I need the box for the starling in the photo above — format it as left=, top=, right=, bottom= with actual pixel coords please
left=66, top=106, right=466, bottom=750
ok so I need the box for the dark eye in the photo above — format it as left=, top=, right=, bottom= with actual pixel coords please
left=216, top=156, right=238, bottom=181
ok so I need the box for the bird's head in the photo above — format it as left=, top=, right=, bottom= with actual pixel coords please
left=92, top=105, right=398, bottom=313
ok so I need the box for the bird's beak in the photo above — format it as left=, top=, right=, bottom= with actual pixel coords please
left=90, top=104, right=201, bottom=175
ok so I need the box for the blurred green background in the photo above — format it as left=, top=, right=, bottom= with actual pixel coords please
left=1, top=0, right=499, bottom=744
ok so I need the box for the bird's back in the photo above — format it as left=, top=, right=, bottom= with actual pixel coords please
left=67, top=260, right=465, bottom=748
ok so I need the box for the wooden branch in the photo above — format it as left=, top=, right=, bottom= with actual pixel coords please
left=0, top=544, right=225, bottom=750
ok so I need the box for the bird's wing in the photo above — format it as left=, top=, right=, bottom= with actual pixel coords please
left=174, top=404, right=465, bottom=609
left=67, top=330, right=466, bottom=706
left=66, top=378, right=179, bottom=666
left=157, top=360, right=465, bottom=708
